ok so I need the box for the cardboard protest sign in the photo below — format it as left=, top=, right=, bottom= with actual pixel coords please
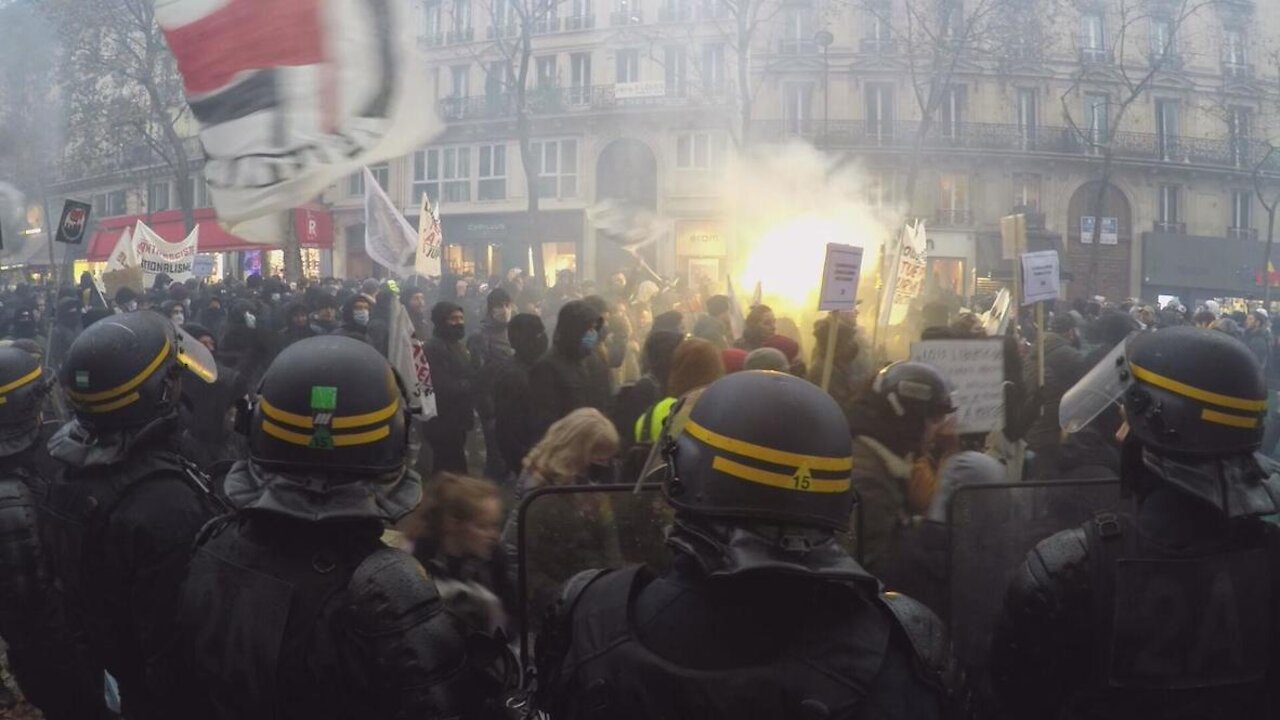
left=910, top=338, right=1006, bottom=434
left=818, top=243, right=863, bottom=312
left=1020, top=250, right=1060, bottom=305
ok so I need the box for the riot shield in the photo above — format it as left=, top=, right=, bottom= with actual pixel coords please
left=514, top=482, right=667, bottom=670
left=946, top=478, right=1129, bottom=679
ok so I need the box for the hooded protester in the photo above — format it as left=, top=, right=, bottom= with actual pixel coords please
left=1024, top=312, right=1091, bottom=478
left=197, top=294, right=226, bottom=339
left=692, top=294, right=733, bottom=349
left=402, top=287, right=430, bottom=339
left=633, top=337, right=725, bottom=445
left=309, top=292, right=340, bottom=335
left=468, top=288, right=515, bottom=481
left=332, top=294, right=374, bottom=344
left=46, top=296, right=82, bottom=372
left=114, top=287, right=140, bottom=313
left=5, top=306, right=40, bottom=343
left=218, top=299, right=270, bottom=390
left=275, top=301, right=314, bottom=353
left=530, top=300, right=606, bottom=436
left=423, top=301, right=476, bottom=474
left=159, top=299, right=186, bottom=327
left=1245, top=308, right=1271, bottom=371
left=178, top=322, right=246, bottom=471
left=493, top=314, right=550, bottom=477
left=611, top=331, right=684, bottom=448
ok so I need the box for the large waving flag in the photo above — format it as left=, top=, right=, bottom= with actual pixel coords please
left=415, top=193, right=443, bottom=278
left=154, top=0, right=441, bottom=245
left=363, top=167, right=417, bottom=277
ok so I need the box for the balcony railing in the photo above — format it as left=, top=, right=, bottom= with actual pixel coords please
left=1079, top=47, right=1114, bottom=64
left=1223, top=62, right=1254, bottom=80
left=445, top=27, right=474, bottom=44
left=437, top=84, right=731, bottom=120
left=1153, top=220, right=1187, bottom=233
left=1149, top=50, right=1183, bottom=69
left=610, top=9, right=643, bottom=24
left=486, top=24, right=518, bottom=39
left=860, top=38, right=898, bottom=55
left=935, top=208, right=973, bottom=227
left=423, top=33, right=445, bottom=47
left=1228, top=227, right=1259, bottom=241
left=533, top=16, right=560, bottom=33
left=752, top=119, right=1280, bottom=174
left=564, top=13, right=596, bottom=29
left=778, top=39, right=818, bottom=55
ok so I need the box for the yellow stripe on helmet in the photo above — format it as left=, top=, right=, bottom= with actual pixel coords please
left=1130, top=363, right=1267, bottom=412
left=0, top=366, right=41, bottom=397
left=711, top=456, right=851, bottom=494
left=259, top=397, right=401, bottom=430
left=64, top=340, right=171, bottom=403
left=686, top=420, right=853, bottom=472
left=84, top=392, right=141, bottom=414
left=1200, top=408, right=1260, bottom=429
left=262, top=420, right=393, bottom=448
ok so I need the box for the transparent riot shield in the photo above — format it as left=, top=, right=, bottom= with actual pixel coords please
left=946, top=478, right=1129, bottom=680
left=514, top=482, right=666, bottom=671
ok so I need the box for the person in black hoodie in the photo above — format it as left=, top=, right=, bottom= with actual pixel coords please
left=46, top=296, right=82, bottom=372
left=423, top=301, right=476, bottom=474
left=197, top=294, right=226, bottom=339
left=468, top=288, right=514, bottom=480
left=275, top=301, right=314, bottom=355
left=332, top=294, right=374, bottom=344
left=529, top=299, right=605, bottom=437
left=493, top=314, right=548, bottom=477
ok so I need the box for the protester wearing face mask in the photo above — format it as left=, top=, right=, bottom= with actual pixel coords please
left=466, top=289, right=516, bottom=481
left=499, top=407, right=623, bottom=629
left=529, top=300, right=607, bottom=437
left=198, top=295, right=226, bottom=338
left=332, top=294, right=374, bottom=344
left=309, top=294, right=340, bottom=335
left=423, top=301, right=476, bottom=474
left=493, top=314, right=549, bottom=477
left=114, top=287, right=140, bottom=313
left=160, top=299, right=185, bottom=327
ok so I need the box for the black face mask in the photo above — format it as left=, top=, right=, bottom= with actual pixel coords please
left=439, top=324, right=466, bottom=342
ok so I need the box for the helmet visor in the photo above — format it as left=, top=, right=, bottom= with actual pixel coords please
left=1059, top=337, right=1132, bottom=433
left=175, top=325, right=218, bottom=384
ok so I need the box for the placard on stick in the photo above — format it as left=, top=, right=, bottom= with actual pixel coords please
left=818, top=243, right=864, bottom=312
left=1020, top=250, right=1060, bottom=306
left=910, top=338, right=1005, bottom=434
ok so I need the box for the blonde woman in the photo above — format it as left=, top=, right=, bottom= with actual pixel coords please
left=500, top=408, right=623, bottom=629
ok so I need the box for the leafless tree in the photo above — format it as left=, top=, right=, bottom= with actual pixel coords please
left=1057, top=0, right=1220, bottom=297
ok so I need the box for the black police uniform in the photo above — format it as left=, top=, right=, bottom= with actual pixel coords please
left=39, top=311, right=222, bottom=720
left=0, top=348, right=111, bottom=719
left=177, top=335, right=501, bottom=719
left=536, top=371, right=960, bottom=720
left=991, top=327, right=1280, bottom=719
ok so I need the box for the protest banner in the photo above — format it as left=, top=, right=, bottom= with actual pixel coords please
left=105, top=227, right=136, bottom=271
left=363, top=167, right=416, bottom=277
left=134, top=222, right=198, bottom=285
left=54, top=200, right=91, bottom=244
left=1020, top=250, right=1060, bottom=306
left=910, top=338, right=1006, bottom=434
left=416, top=193, right=443, bottom=278
left=818, top=243, right=864, bottom=313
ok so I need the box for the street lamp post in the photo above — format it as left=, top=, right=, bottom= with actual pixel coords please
left=814, top=30, right=834, bottom=150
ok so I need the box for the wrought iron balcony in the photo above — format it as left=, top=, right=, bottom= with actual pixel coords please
left=1228, top=227, right=1259, bottom=241
left=935, top=208, right=973, bottom=227
left=1079, top=47, right=1114, bottom=64
left=533, top=16, right=560, bottom=34
left=1223, top=62, right=1254, bottom=80
left=564, top=14, right=596, bottom=30
left=610, top=9, right=643, bottom=25
left=445, top=27, right=474, bottom=44
left=486, top=24, right=519, bottom=39
left=436, top=84, right=731, bottom=120
left=751, top=119, right=1280, bottom=174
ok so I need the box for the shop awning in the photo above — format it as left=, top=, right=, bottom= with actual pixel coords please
left=86, top=205, right=333, bottom=262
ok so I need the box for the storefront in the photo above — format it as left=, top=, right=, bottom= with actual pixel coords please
left=925, top=230, right=976, bottom=302
left=1141, top=231, right=1268, bottom=308
left=674, top=219, right=727, bottom=292
left=84, top=206, right=334, bottom=282
left=436, top=210, right=585, bottom=286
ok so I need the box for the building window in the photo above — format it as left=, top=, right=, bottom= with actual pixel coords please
left=569, top=52, right=592, bottom=104
left=413, top=150, right=439, bottom=204
left=1016, top=88, right=1038, bottom=148
left=1232, top=190, right=1253, bottom=231
left=867, top=171, right=896, bottom=208
left=451, top=0, right=471, bottom=34
left=349, top=162, right=389, bottom=196
left=148, top=181, right=171, bottom=212
left=536, top=56, right=557, bottom=88
left=531, top=139, right=579, bottom=199
left=425, top=1, right=442, bottom=40
left=939, top=86, right=964, bottom=141
left=1223, top=28, right=1247, bottom=66
left=1229, top=106, right=1252, bottom=167
left=701, top=43, right=725, bottom=95
left=442, top=147, right=472, bottom=203
left=180, top=175, right=209, bottom=209
left=1085, top=93, right=1108, bottom=146
left=1157, top=184, right=1181, bottom=227
left=486, top=61, right=508, bottom=100
left=783, top=82, right=812, bottom=135
left=1013, top=173, right=1041, bottom=211
left=939, top=174, right=969, bottom=212
left=1155, top=99, right=1179, bottom=160
left=450, top=65, right=469, bottom=98
left=1080, top=12, right=1103, bottom=50
left=676, top=132, right=723, bottom=170
left=781, top=4, right=815, bottom=54
left=478, top=144, right=507, bottom=201
left=1150, top=17, right=1174, bottom=59
left=865, top=83, right=894, bottom=143
left=616, top=49, right=639, bottom=82
left=107, top=189, right=127, bottom=216
left=866, top=6, right=890, bottom=41
left=665, top=46, right=687, bottom=98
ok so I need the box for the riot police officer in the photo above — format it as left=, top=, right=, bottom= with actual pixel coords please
left=992, top=326, right=1280, bottom=718
left=177, top=335, right=501, bottom=719
left=0, top=346, right=112, bottom=719
left=40, top=310, right=221, bottom=720
left=536, top=371, right=960, bottom=719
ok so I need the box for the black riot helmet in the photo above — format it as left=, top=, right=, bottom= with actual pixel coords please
left=1061, top=327, right=1276, bottom=516
left=664, top=371, right=855, bottom=530
left=0, top=346, right=52, bottom=456
left=871, top=361, right=957, bottom=421
left=60, top=310, right=217, bottom=431
left=248, top=335, right=409, bottom=477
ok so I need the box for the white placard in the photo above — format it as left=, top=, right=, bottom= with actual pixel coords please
left=910, top=339, right=1006, bottom=434
left=134, top=221, right=197, bottom=284
left=192, top=255, right=216, bottom=278
left=818, top=243, right=864, bottom=312
left=1020, top=250, right=1060, bottom=305
left=1080, top=216, right=1118, bottom=245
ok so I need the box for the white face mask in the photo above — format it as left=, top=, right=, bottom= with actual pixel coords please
left=354, top=309, right=370, bottom=326
left=244, top=312, right=257, bottom=329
